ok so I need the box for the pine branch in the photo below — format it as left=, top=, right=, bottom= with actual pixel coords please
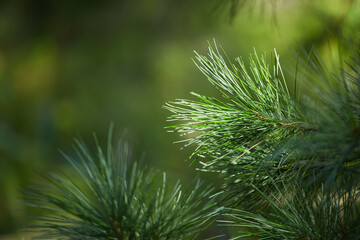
left=219, top=180, right=360, bottom=239
left=164, top=43, right=305, bottom=198
left=24, top=127, right=219, bottom=240
left=286, top=48, right=360, bottom=192
left=165, top=42, right=360, bottom=209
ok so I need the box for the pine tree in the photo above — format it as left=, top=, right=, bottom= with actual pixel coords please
left=24, top=2, right=360, bottom=239
left=25, top=42, right=360, bottom=239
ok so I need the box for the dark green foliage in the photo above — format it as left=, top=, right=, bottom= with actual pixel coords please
left=24, top=128, right=218, bottom=240
left=221, top=182, right=360, bottom=239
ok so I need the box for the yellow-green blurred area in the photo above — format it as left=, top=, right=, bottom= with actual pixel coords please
left=0, top=0, right=359, bottom=238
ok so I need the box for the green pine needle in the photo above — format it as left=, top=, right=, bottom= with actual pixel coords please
left=165, top=42, right=360, bottom=210
left=164, top=43, right=305, bottom=198
left=219, top=181, right=360, bottom=239
left=24, top=127, right=219, bottom=240
left=165, top=42, right=304, bottom=167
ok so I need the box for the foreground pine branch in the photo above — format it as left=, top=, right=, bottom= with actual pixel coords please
left=24, top=127, right=219, bottom=240
left=165, top=43, right=308, bottom=207
left=165, top=42, right=360, bottom=238
left=165, top=43, right=304, bottom=166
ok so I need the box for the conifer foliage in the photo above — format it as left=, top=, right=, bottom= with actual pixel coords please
left=24, top=127, right=218, bottom=239
left=165, top=43, right=360, bottom=239
left=25, top=42, right=360, bottom=239
left=25, top=41, right=360, bottom=239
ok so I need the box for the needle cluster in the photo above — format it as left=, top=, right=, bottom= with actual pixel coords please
left=24, top=128, right=218, bottom=240
left=165, top=42, right=360, bottom=239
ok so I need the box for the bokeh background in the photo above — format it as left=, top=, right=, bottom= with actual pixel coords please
left=0, top=0, right=359, bottom=238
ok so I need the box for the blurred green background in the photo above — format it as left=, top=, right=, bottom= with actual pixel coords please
left=0, top=0, right=359, bottom=238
